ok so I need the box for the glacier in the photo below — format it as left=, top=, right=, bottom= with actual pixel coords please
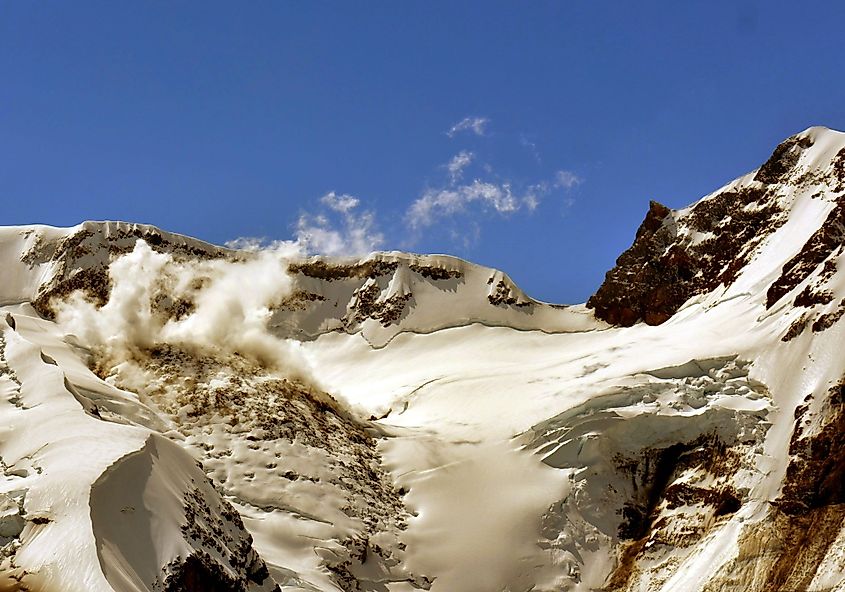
left=1, top=126, right=845, bottom=591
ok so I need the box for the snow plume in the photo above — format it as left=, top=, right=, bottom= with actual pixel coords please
left=295, top=191, right=384, bottom=256
left=53, top=239, right=315, bottom=382
left=447, top=116, right=489, bottom=138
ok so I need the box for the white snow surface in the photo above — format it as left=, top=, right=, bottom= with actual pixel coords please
left=1, top=126, right=845, bottom=591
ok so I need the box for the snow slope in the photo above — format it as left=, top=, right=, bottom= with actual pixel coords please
left=2, top=126, right=845, bottom=591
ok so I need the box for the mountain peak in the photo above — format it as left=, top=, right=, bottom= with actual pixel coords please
left=588, top=127, right=845, bottom=326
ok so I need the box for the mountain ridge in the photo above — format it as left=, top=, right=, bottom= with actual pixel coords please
left=2, top=126, right=845, bottom=591
left=4, top=220, right=598, bottom=350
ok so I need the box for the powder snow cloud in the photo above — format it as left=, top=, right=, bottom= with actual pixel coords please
left=54, top=239, right=316, bottom=384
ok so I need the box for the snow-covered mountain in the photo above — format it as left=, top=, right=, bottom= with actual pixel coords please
left=2, top=125, right=845, bottom=592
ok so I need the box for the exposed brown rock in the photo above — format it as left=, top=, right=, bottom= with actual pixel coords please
left=274, top=290, right=326, bottom=312
left=832, top=147, right=845, bottom=191
left=811, top=300, right=845, bottom=332
left=488, top=279, right=531, bottom=307
left=602, top=537, right=648, bottom=592
left=589, top=178, right=786, bottom=326
left=590, top=133, right=823, bottom=327
left=161, top=486, right=279, bottom=592
left=288, top=259, right=398, bottom=281
left=781, top=314, right=810, bottom=342
left=663, top=483, right=741, bottom=516
left=408, top=264, right=463, bottom=280
left=587, top=201, right=691, bottom=327
left=604, top=433, right=750, bottom=590
left=350, top=282, right=412, bottom=326
left=614, top=435, right=743, bottom=542
left=689, top=186, right=783, bottom=288
left=33, top=265, right=111, bottom=320
left=753, top=134, right=813, bottom=185
left=793, top=284, right=834, bottom=307
left=767, top=194, right=845, bottom=308
left=29, top=225, right=226, bottom=321
left=701, top=504, right=845, bottom=592
left=161, top=552, right=279, bottom=592
left=778, top=381, right=845, bottom=515
left=617, top=442, right=690, bottom=540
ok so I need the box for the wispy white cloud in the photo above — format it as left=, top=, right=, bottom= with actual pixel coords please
left=447, top=116, right=489, bottom=138
left=406, top=180, right=540, bottom=231
left=224, top=236, right=299, bottom=253
left=553, top=170, right=582, bottom=211
left=446, top=150, right=475, bottom=182
left=523, top=188, right=541, bottom=211
left=554, top=170, right=583, bottom=189
left=519, top=133, right=542, bottom=163
left=405, top=158, right=581, bottom=236
left=320, top=191, right=360, bottom=213
left=295, top=192, right=384, bottom=256
left=228, top=191, right=384, bottom=258
left=231, top=119, right=583, bottom=256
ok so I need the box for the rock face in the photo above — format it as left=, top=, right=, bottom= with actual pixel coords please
left=779, top=382, right=845, bottom=515
left=588, top=133, right=825, bottom=326
left=586, top=200, right=690, bottom=326
left=766, top=161, right=845, bottom=310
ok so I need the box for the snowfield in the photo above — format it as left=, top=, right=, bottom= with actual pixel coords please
left=2, top=126, right=845, bottom=591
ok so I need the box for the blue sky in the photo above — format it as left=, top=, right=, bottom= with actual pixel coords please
left=3, top=2, right=845, bottom=303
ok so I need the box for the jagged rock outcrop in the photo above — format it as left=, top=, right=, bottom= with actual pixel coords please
left=588, top=132, right=825, bottom=326
left=585, top=200, right=691, bottom=326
